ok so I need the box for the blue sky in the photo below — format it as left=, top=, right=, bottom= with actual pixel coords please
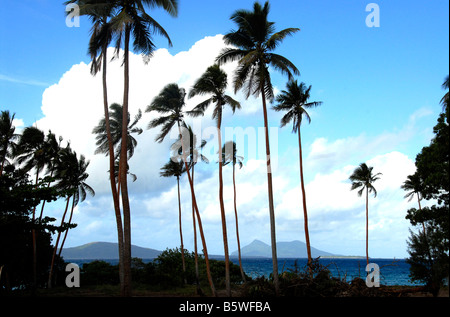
left=1, top=1, right=448, bottom=258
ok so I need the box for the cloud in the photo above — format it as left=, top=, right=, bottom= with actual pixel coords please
left=305, top=107, right=433, bottom=175
left=33, top=33, right=425, bottom=258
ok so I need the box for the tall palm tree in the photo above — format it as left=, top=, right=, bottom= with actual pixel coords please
left=65, top=0, right=125, bottom=294
left=160, top=159, right=187, bottom=283
left=48, top=147, right=94, bottom=287
left=273, top=80, right=322, bottom=267
left=216, top=1, right=300, bottom=293
left=172, top=123, right=208, bottom=294
left=0, top=110, right=19, bottom=176
left=349, top=163, right=382, bottom=265
left=107, top=0, right=178, bottom=296
left=187, top=64, right=241, bottom=296
left=222, top=141, right=246, bottom=282
left=147, top=83, right=216, bottom=296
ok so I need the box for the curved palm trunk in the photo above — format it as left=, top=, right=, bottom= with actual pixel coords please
left=58, top=195, right=76, bottom=257
left=102, top=42, right=125, bottom=295
left=233, top=163, right=246, bottom=282
left=260, top=89, right=280, bottom=295
left=178, top=122, right=216, bottom=296
left=297, top=125, right=312, bottom=266
left=120, top=26, right=132, bottom=297
left=48, top=195, right=72, bottom=288
left=217, top=112, right=231, bottom=296
left=365, top=187, right=369, bottom=265
left=177, top=176, right=187, bottom=284
left=191, top=165, right=201, bottom=294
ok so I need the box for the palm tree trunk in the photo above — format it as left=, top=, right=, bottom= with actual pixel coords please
left=260, top=89, right=280, bottom=295
left=48, top=195, right=72, bottom=288
left=297, top=125, right=312, bottom=266
left=120, top=26, right=132, bottom=297
left=191, top=164, right=201, bottom=294
left=177, top=176, right=187, bottom=284
left=365, top=187, right=369, bottom=265
left=58, top=195, right=76, bottom=258
left=217, top=111, right=231, bottom=296
left=102, top=42, right=125, bottom=294
left=233, top=162, right=246, bottom=282
left=178, top=122, right=216, bottom=296
left=32, top=171, right=39, bottom=291
left=417, top=193, right=426, bottom=235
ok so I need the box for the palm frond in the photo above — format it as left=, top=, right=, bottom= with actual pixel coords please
left=269, top=53, right=300, bottom=79
left=265, top=27, right=300, bottom=51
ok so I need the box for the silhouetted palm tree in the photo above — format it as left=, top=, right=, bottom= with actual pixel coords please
left=93, top=102, right=142, bottom=192
left=402, top=173, right=425, bottom=233
left=107, top=0, right=178, bottom=296
left=65, top=0, right=125, bottom=293
left=216, top=1, right=300, bottom=293
left=160, top=159, right=187, bottom=282
left=147, top=83, right=216, bottom=296
left=171, top=123, right=208, bottom=294
left=273, top=80, right=322, bottom=267
left=349, top=163, right=382, bottom=265
left=58, top=154, right=95, bottom=257
left=222, top=141, right=246, bottom=282
left=187, top=64, right=240, bottom=295
left=441, top=75, right=449, bottom=112
left=48, top=146, right=94, bottom=287
left=0, top=110, right=19, bottom=176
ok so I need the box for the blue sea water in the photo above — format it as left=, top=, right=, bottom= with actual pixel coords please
left=238, top=257, right=420, bottom=286
left=69, top=257, right=421, bottom=286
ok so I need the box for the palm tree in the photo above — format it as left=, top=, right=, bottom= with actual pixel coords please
left=107, top=0, right=178, bottom=296
left=58, top=153, right=95, bottom=257
left=172, top=123, right=208, bottom=294
left=273, top=80, right=322, bottom=267
left=147, top=83, right=216, bottom=296
left=93, top=103, right=143, bottom=160
left=222, top=141, right=246, bottom=282
left=92, top=101, right=141, bottom=295
left=441, top=75, right=449, bottom=112
left=187, top=64, right=241, bottom=296
left=48, top=146, right=94, bottom=287
left=349, top=163, right=382, bottom=265
left=93, top=102, right=142, bottom=192
left=216, top=1, right=300, bottom=294
left=401, top=173, right=425, bottom=233
left=65, top=0, right=125, bottom=294
left=14, top=126, right=48, bottom=289
left=160, top=159, right=187, bottom=283
left=0, top=110, right=19, bottom=176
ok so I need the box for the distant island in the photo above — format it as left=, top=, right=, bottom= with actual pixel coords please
left=232, top=239, right=336, bottom=258
left=61, top=242, right=161, bottom=260
left=61, top=239, right=361, bottom=260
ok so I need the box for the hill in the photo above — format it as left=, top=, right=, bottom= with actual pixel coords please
left=61, top=242, right=161, bottom=260
left=231, top=239, right=336, bottom=258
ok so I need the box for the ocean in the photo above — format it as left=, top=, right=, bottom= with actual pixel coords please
left=68, top=257, right=421, bottom=286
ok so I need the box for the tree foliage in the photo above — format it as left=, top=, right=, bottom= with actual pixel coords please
left=405, top=87, right=449, bottom=296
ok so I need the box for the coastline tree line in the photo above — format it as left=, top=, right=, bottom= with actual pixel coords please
left=1, top=0, right=448, bottom=297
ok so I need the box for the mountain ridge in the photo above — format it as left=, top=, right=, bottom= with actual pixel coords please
left=232, top=239, right=336, bottom=258
left=61, top=241, right=161, bottom=259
